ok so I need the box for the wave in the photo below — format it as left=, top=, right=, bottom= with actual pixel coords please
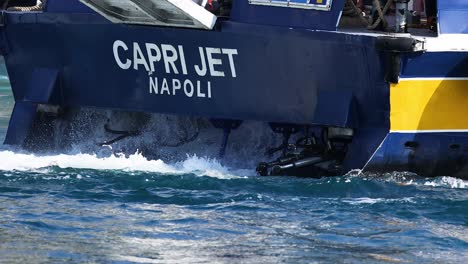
left=345, top=170, right=468, bottom=189
left=422, top=176, right=467, bottom=189
left=0, top=72, right=10, bottom=87
left=386, top=174, right=468, bottom=189
left=0, top=150, right=250, bottom=179
left=0, top=148, right=465, bottom=191
left=341, top=197, right=415, bottom=205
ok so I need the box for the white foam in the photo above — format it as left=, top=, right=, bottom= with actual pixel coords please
left=423, top=176, right=467, bottom=189
left=345, top=170, right=467, bottom=189
left=342, top=197, right=414, bottom=205
left=0, top=73, right=9, bottom=81
left=0, top=150, right=248, bottom=179
left=387, top=174, right=468, bottom=189
left=175, top=154, right=249, bottom=179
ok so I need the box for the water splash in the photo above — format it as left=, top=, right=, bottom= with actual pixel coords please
left=423, top=176, right=467, bottom=189
left=0, top=150, right=249, bottom=179
left=345, top=170, right=468, bottom=189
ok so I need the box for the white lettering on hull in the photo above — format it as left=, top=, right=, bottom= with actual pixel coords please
left=149, top=77, right=212, bottom=98
left=113, top=40, right=238, bottom=100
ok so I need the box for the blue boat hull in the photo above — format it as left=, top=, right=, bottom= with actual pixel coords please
left=1, top=6, right=467, bottom=178
left=2, top=13, right=388, bottom=127
left=365, top=132, right=468, bottom=179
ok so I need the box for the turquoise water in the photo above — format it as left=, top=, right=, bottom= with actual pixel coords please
left=0, top=59, right=12, bottom=142
left=0, top=62, right=467, bottom=263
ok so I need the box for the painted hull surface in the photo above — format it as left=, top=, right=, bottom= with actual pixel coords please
left=3, top=13, right=387, bottom=127
left=365, top=51, right=468, bottom=178
left=1, top=7, right=467, bottom=178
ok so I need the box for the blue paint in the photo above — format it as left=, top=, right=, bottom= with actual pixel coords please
left=438, top=0, right=468, bottom=9
left=401, top=52, right=468, bottom=78
left=4, top=102, right=37, bottom=146
left=365, top=132, right=468, bottom=178
left=2, top=13, right=389, bottom=128
left=45, top=0, right=92, bottom=13
left=24, top=68, right=60, bottom=103
left=438, top=0, right=468, bottom=34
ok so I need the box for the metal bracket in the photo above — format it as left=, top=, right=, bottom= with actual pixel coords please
left=376, top=35, right=425, bottom=83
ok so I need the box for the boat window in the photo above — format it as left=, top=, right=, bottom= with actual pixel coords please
left=249, top=0, right=333, bottom=11
left=80, top=0, right=217, bottom=30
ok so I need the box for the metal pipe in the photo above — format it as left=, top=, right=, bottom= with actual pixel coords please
left=395, top=0, right=410, bottom=33
left=271, top=157, right=324, bottom=175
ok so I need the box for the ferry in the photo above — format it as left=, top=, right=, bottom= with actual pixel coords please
left=0, top=0, right=467, bottom=178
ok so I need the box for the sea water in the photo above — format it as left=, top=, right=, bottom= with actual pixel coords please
left=0, top=61, right=467, bottom=263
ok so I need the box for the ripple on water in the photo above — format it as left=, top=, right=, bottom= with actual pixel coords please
left=0, top=77, right=467, bottom=262
left=0, top=163, right=467, bottom=263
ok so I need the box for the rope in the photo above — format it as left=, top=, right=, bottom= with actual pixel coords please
left=345, top=0, right=393, bottom=30
left=368, top=0, right=393, bottom=30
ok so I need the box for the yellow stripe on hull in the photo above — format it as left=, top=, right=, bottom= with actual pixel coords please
left=390, top=79, right=468, bottom=132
